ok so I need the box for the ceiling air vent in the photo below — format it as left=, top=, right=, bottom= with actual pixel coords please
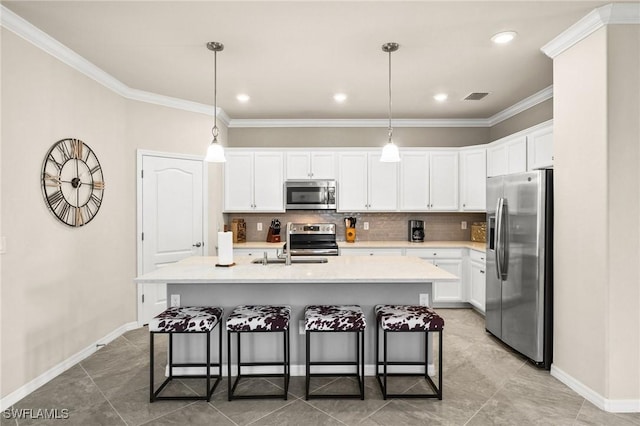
left=464, top=92, right=490, bottom=101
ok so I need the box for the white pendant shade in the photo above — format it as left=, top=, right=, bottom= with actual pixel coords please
left=205, top=142, right=226, bottom=162
left=380, top=141, right=400, bottom=163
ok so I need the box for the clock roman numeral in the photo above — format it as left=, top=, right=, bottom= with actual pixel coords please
left=90, top=164, right=101, bottom=175
left=71, top=139, right=83, bottom=160
left=56, top=142, right=71, bottom=162
left=57, top=201, right=71, bottom=223
left=47, top=190, right=64, bottom=209
left=75, top=207, right=84, bottom=227
left=47, top=154, right=63, bottom=171
left=44, top=173, right=61, bottom=187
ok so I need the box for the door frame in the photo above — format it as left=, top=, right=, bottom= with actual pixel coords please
left=135, top=149, right=209, bottom=325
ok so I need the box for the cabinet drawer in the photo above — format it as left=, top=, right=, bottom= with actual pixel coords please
left=405, top=248, right=462, bottom=259
left=469, top=249, right=486, bottom=263
left=340, top=248, right=404, bottom=256
left=234, top=249, right=278, bottom=257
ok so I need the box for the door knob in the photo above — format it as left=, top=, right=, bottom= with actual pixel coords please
left=193, top=242, right=202, bottom=248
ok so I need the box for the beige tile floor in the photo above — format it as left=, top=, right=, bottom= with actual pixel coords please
left=3, top=309, right=639, bottom=425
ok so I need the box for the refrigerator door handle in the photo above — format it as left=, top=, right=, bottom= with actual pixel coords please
left=495, top=198, right=504, bottom=280
left=501, top=199, right=509, bottom=280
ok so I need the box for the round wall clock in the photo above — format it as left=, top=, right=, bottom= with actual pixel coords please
left=41, top=138, right=105, bottom=227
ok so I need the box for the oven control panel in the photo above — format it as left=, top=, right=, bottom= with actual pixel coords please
left=289, top=223, right=336, bottom=234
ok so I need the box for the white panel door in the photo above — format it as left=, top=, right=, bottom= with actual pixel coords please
left=527, top=124, right=554, bottom=170
left=399, top=151, right=430, bottom=211
left=285, top=151, right=311, bottom=179
left=368, top=153, right=398, bottom=211
left=253, top=152, right=284, bottom=212
left=310, top=152, right=336, bottom=179
left=430, top=151, right=459, bottom=211
left=337, top=152, right=368, bottom=211
left=140, top=155, right=204, bottom=324
left=460, top=148, right=487, bottom=211
left=432, top=259, right=464, bottom=303
left=224, top=151, right=254, bottom=211
left=507, top=136, right=528, bottom=174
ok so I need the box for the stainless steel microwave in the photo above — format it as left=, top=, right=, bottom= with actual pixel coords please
left=285, top=180, right=336, bottom=210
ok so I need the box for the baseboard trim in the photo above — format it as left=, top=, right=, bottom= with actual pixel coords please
left=0, top=321, right=139, bottom=411
left=551, top=365, right=640, bottom=413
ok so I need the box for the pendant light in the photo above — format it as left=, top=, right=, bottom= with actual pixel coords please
left=205, top=41, right=226, bottom=163
left=380, top=42, right=401, bottom=163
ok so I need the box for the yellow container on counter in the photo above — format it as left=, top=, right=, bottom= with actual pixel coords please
left=345, top=228, right=356, bottom=243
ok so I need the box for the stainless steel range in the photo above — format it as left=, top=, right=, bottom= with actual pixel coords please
left=284, top=223, right=339, bottom=256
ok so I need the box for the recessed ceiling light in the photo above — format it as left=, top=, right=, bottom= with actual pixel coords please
left=236, top=94, right=250, bottom=103
left=491, top=31, right=517, bottom=44
left=433, top=93, right=448, bottom=102
left=333, top=93, right=347, bottom=103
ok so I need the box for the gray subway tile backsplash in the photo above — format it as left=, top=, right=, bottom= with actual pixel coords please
left=226, top=211, right=486, bottom=242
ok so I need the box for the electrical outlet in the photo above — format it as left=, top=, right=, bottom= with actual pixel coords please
left=170, top=294, right=180, bottom=307
left=461, top=221, right=467, bottom=230
left=299, top=320, right=305, bottom=335
left=257, top=222, right=263, bottom=231
left=419, top=293, right=430, bottom=307
left=364, top=222, right=369, bottom=230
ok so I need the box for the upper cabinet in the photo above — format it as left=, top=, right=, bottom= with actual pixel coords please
left=527, top=123, right=554, bottom=170
left=285, top=151, right=335, bottom=180
left=429, top=151, right=459, bottom=211
left=487, top=120, right=553, bottom=177
left=459, top=147, right=486, bottom=211
left=399, top=150, right=458, bottom=211
left=337, top=151, right=398, bottom=211
left=487, top=135, right=527, bottom=177
left=224, top=150, right=285, bottom=212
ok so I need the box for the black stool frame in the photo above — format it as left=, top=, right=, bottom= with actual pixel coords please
left=150, top=322, right=222, bottom=402
left=305, top=329, right=365, bottom=400
left=227, top=328, right=290, bottom=400
left=375, top=322, right=443, bottom=400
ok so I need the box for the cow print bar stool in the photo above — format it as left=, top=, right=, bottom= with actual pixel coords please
left=375, top=304, right=444, bottom=400
left=149, top=306, right=223, bottom=402
left=305, top=305, right=366, bottom=400
left=226, top=305, right=291, bottom=400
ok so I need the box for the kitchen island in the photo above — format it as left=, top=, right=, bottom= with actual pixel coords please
left=135, top=255, right=457, bottom=376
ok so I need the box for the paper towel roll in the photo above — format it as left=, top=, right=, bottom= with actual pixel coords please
left=217, top=231, right=234, bottom=265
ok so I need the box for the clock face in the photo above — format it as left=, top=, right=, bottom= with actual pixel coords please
left=41, top=138, right=105, bottom=227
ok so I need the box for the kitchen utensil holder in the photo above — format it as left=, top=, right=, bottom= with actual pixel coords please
left=345, top=227, right=356, bottom=243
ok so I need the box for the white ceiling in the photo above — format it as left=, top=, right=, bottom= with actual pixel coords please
left=2, top=1, right=614, bottom=121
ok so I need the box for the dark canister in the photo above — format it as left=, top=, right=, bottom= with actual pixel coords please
left=408, top=220, right=425, bottom=242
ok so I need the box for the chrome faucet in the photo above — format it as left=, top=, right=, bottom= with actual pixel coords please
left=277, top=222, right=293, bottom=266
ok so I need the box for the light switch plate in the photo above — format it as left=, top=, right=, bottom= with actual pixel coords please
left=170, top=294, right=180, bottom=307
left=257, top=222, right=263, bottom=231
left=419, top=293, right=430, bottom=306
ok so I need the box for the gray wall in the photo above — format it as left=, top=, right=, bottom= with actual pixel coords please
left=489, top=98, right=553, bottom=141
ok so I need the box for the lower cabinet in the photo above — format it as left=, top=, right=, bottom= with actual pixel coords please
left=233, top=248, right=279, bottom=258
left=468, top=250, right=486, bottom=313
left=405, top=248, right=464, bottom=305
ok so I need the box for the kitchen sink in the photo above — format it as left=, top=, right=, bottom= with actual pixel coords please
left=251, top=257, right=329, bottom=264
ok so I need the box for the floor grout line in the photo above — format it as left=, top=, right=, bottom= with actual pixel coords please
left=207, top=401, right=241, bottom=426
left=78, top=363, right=130, bottom=426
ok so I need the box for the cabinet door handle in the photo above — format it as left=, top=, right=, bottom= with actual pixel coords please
left=480, top=270, right=485, bottom=274
left=192, top=242, right=202, bottom=248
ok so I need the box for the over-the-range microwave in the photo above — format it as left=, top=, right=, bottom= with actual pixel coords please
left=285, top=180, right=336, bottom=210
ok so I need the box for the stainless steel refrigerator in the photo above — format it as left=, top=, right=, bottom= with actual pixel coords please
left=486, top=170, right=553, bottom=369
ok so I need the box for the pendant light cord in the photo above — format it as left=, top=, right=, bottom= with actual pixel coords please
left=387, top=48, right=393, bottom=142
left=212, top=48, right=219, bottom=140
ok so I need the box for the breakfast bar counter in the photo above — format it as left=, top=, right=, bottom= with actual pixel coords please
left=135, top=255, right=457, bottom=376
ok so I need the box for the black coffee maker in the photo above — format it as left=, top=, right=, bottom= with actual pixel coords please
left=408, top=220, right=425, bottom=242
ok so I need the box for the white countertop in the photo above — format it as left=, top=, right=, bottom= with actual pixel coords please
left=134, top=255, right=458, bottom=284
left=233, top=240, right=486, bottom=252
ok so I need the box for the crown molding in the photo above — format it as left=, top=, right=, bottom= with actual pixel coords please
left=226, top=118, right=490, bottom=128
left=542, top=3, right=640, bottom=59
left=2, top=4, right=549, bottom=130
left=486, top=86, right=553, bottom=127
left=0, top=5, right=231, bottom=127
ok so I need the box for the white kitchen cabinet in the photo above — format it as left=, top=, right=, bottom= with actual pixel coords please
left=337, top=151, right=398, bottom=212
left=429, top=151, right=459, bottom=211
left=527, top=123, right=554, bottom=170
left=399, top=150, right=458, bottom=212
left=399, top=151, right=430, bottom=211
left=487, top=135, right=527, bottom=177
left=286, top=151, right=335, bottom=179
left=459, top=147, right=486, bottom=211
left=406, top=248, right=464, bottom=304
left=234, top=248, right=279, bottom=258
left=468, top=249, right=486, bottom=313
left=224, top=150, right=284, bottom=212
left=340, top=247, right=404, bottom=256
